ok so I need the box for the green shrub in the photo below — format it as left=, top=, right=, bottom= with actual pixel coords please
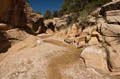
left=61, top=0, right=111, bottom=15
left=44, top=10, right=53, bottom=19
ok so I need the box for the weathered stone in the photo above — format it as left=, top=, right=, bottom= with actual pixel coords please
left=0, top=0, right=46, bottom=34
left=0, top=35, right=111, bottom=79
left=46, top=29, right=54, bottom=35
left=88, top=37, right=99, bottom=45
left=6, top=28, right=29, bottom=44
left=67, top=23, right=79, bottom=37
left=81, top=46, right=109, bottom=72
left=100, top=1, right=120, bottom=17
left=107, top=46, right=120, bottom=72
left=106, top=10, right=120, bottom=23
left=0, top=0, right=27, bottom=26
left=100, top=23, right=120, bottom=37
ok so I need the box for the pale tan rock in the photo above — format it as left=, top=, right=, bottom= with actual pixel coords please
left=107, top=46, right=120, bottom=72
left=100, top=23, right=120, bottom=36
left=54, top=29, right=68, bottom=39
left=81, top=46, right=109, bottom=72
left=53, top=14, right=70, bottom=28
left=103, top=33, right=120, bottom=72
left=0, top=36, right=110, bottom=79
left=88, top=37, right=99, bottom=45
left=46, top=29, right=54, bottom=35
left=67, top=23, right=79, bottom=37
left=8, top=35, right=42, bottom=53
left=106, top=10, right=120, bottom=23
left=6, top=28, right=29, bottom=44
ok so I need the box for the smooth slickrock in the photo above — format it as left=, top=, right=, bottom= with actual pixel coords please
left=81, top=46, right=109, bottom=72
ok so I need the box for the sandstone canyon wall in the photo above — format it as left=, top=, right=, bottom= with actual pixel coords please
left=0, top=0, right=46, bottom=34
left=0, top=0, right=26, bottom=27
left=0, top=0, right=47, bottom=53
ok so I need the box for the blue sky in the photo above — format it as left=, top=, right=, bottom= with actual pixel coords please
left=29, top=0, right=64, bottom=14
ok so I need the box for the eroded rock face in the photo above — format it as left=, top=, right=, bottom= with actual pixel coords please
left=100, top=1, right=120, bottom=23
left=79, top=1, right=120, bottom=75
left=0, top=0, right=26, bottom=27
left=0, top=0, right=46, bottom=34
left=106, top=10, right=120, bottom=23
left=81, top=46, right=109, bottom=72
left=53, top=15, right=71, bottom=28
left=6, top=28, right=30, bottom=44
left=99, top=23, right=120, bottom=72
left=0, top=0, right=47, bottom=52
left=0, top=35, right=111, bottom=79
left=25, top=4, right=46, bottom=34
left=67, top=24, right=80, bottom=37
left=44, top=14, right=73, bottom=31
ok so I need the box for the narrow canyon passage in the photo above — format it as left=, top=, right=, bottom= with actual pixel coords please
left=0, top=36, right=84, bottom=79
left=44, top=39, right=83, bottom=79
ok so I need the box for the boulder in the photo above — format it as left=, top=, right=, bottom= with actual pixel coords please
left=107, top=46, right=120, bottom=72
left=81, top=46, right=109, bottom=72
